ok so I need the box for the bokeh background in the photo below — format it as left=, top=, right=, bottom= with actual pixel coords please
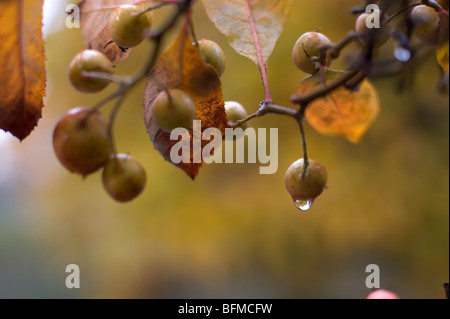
left=0, top=0, right=448, bottom=299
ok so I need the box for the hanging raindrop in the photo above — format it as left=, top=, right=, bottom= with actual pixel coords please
left=295, top=199, right=313, bottom=211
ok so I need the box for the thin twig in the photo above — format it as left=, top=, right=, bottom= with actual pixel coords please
left=290, top=70, right=360, bottom=105
left=384, top=2, right=422, bottom=24
left=329, top=31, right=361, bottom=59
left=232, top=102, right=298, bottom=128
left=81, top=71, right=124, bottom=84
left=107, top=95, right=126, bottom=155
left=135, top=1, right=175, bottom=17
left=297, top=106, right=309, bottom=176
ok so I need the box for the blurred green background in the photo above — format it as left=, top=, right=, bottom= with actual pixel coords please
left=0, top=0, right=448, bottom=298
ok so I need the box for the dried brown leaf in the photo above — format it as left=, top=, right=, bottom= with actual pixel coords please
left=143, top=30, right=228, bottom=179
left=0, top=0, right=47, bottom=141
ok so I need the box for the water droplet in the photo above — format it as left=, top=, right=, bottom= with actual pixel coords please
left=394, top=47, right=411, bottom=62
left=295, top=200, right=313, bottom=211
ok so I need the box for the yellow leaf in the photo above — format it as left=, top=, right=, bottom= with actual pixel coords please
left=0, top=0, right=46, bottom=141
left=297, top=70, right=380, bottom=144
left=202, top=0, right=292, bottom=66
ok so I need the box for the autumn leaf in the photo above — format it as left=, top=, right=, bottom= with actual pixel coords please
left=297, top=70, right=380, bottom=144
left=202, top=0, right=292, bottom=64
left=79, top=0, right=138, bottom=63
left=0, top=0, right=46, bottom=141
left=143, top=30, right=228, bottom=179
left=437, top=40, right=449, bottom=76
left=202, top=0, right=292, bottom=68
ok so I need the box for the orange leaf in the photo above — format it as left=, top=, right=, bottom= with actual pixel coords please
left=79, top=0, right=137, bottom=63
left=143, top=30, right=228, bottom=179
left=0, top=0, right=46, bottom=141
left=297, top=70, right=380, bottom=144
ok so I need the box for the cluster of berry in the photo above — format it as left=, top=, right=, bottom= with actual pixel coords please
left=284, top=1, right=448, bottom=209
left=53, top=4, right=249, bottom=203
left=53, top=1, right=447, bottom=206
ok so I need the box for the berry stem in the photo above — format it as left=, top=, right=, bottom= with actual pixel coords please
left=384, top=2, right=422, bottom=24
left=107, top=95, right=126, bottom=155
left=134, top=1, right=173, bottom=17
left=297, top=106, right=309, bottom=177
left=81, top=71, right=124, bottom=84
left=189, top=17, right=199, bottom=47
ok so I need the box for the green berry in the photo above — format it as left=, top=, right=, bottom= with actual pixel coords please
left=69, top=50, right=114, bottom=93
left=411, top=5, right=441, bottom=44
left=285, top=159, right=328, bottom=205
left=151, top=89, right=197, bottom=132
left=53, top=107, right=112, bottom=176
left=111, top=4, right=152, bottom=49
left=292, top=32, right=332, bottom=74
left=197, top=39, right=226, bottom=76
left=356, top=12, right=392, bottom=47
left=225, top=101, right=249, bottom=129
left=102, top=154, right=147, bottom=203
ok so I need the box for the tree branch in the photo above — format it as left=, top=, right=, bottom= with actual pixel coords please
left=290, top=70, right=360, bottom=106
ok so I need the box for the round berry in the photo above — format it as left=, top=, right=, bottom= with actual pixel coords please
left=356, top=13, right=392, bottom=47
left=411, top=5, right=440, bottom=26
left=367, top=290, right=400, bottom=299
left=225, top=101, right=249, bottom=129
left=292, top=32, right=332, bottom=74
left=151, top=89, right=197, bottom=132
left=69, top=50, right=114, bottom=93
left=285, top=158, right=328, bottom=203
left=411, top=5, right=441, bottom=44
left=102, top=154, right=147, bottom=203
left=53, top=107, right=112, bottom=176
left=110, top=4, right=152, bottom=49
left=197, top=39, right=226, bottom=76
